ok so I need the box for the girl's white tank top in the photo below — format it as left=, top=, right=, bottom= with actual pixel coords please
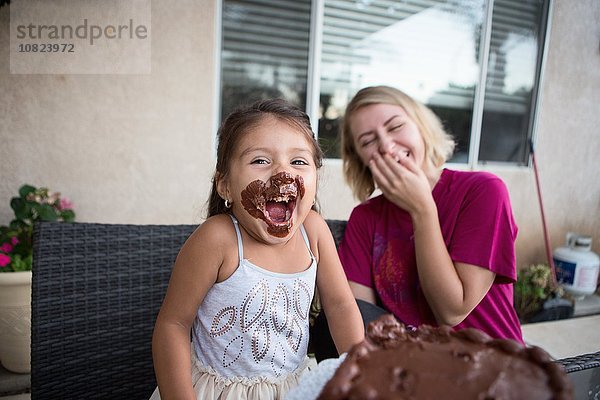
left=192, top=214, right=317, bottom=380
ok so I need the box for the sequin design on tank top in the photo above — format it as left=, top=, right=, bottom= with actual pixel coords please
left=207, top=277, right=313, bottom=376
left=196, top=215, right=316, bottom=378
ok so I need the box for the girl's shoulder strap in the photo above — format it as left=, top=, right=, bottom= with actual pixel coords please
left=228, top=214, right=244, bottom=262
left=299, top=224, right=315, bottom=261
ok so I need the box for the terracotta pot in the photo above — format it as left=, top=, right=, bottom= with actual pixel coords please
left=0, top=271, right=32, bottom=373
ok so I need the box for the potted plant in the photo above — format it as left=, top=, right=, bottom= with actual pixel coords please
left=0, top=184, right=75, bottom=373
left=514, top=263, right=573, bottom=324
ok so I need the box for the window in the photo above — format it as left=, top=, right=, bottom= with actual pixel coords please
left=219, top=0, right=551, bottom=166
left=220, top=0, right=311, bottom=121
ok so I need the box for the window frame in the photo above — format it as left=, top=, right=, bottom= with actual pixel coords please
left=215, top=0, right=554, bottom=169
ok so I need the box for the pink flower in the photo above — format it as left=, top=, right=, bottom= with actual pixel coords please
left=11, top=237, right=18, bottom=245
left=0, top=243, right=13, bottom=253
left=0, top=254, right=10, bottom=267
left=59, top=197, right=73, bottom=211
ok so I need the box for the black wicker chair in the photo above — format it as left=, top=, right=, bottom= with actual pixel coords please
left=31, top=221, right=197, bottom=400
left=555, top=351, right=600, bottom=373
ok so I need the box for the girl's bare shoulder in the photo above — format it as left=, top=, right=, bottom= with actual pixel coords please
left=301, top=211, right=335, bottom=258
left=302, top=210, right=329, bottom=236
left=182, top=214, right=237, bottom=257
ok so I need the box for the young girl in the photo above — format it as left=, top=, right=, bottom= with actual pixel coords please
left=151, top=99, right=364, bottom=399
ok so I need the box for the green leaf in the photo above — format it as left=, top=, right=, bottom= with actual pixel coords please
left=18, top=184, right=36, bottom=199
left=10, top=254, right=32, bottom=272
left=60, top=209, right=76, bottom=222
left=37, top=204, right=58, bottom=221
left=10, top=197, right=27, bottom=218
left=534, top=287, right=545, bottom=299
left=9, top=219, right=27, bottom=230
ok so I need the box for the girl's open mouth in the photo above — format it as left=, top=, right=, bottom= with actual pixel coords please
left=393, top=150, right=410, bottom=162
left=240, top=172, right=305, bottom=237
left=265, top=198, right=297, bottom=224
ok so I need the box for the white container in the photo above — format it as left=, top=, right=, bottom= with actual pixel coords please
left=0, top=271, right=32, bottom=373
left=554, top=233, right=600, bottom=299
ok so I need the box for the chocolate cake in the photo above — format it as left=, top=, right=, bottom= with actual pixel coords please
left=318, top=315, right=572, bottom=400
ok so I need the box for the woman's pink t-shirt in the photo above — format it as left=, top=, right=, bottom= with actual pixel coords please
left=339, top=168, right=523, bottom=343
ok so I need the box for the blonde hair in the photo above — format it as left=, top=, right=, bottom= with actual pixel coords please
left=341, top=86, right=455, bottom=201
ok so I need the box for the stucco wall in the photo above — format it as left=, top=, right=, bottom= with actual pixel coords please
left=0, top=0, right=216, bottom=225
left=1, top=0, right=599, bottom=269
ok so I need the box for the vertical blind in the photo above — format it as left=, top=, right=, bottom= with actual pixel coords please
left=220, top=0, right=311, bottom=119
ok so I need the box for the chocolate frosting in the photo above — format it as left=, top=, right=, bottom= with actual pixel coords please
left=318, top=315, right=572, bottom=400
left=240, top=171, right=305, bottom=238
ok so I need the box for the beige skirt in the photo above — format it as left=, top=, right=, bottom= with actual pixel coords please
left=149, top=345, right=316, bottom=400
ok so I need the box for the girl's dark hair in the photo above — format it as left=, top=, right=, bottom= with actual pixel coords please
left=207, top=99, right=324, bottom=218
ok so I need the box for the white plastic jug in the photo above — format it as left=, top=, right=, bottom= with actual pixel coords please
left=554, top=233, right=600, bottom=299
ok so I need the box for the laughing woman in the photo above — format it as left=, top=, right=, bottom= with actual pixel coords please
left=338, top=85, right=523, bottom=342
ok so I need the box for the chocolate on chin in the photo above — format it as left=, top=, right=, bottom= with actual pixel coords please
left=318, top=315, right=572, bottom=400
left=240, top=171, right=305, bottom=238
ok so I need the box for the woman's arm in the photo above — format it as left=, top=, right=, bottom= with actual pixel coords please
left=152, top=217, right=229, bottom=400
left=307, top=212, right=364, bottom=353
left=411, top=207, right=495, bottom=326
left=348, top=281, right=377, bottom=304
left=369, top=152, right=495, bottom=326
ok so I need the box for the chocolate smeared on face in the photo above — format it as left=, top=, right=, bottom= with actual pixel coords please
left=240, top=171, right=305, bottom=238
